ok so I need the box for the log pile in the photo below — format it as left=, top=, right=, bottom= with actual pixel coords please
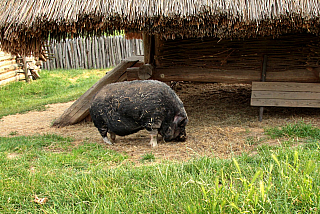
left=0, top=51, right=24, bottom=86
left=0, top=51, right=41, bottom=86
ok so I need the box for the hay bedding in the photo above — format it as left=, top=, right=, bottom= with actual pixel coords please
left=2, top=83, right=320, bottom=164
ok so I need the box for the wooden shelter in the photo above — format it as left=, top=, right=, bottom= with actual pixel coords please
left=1, top=0, right=320, bottom=125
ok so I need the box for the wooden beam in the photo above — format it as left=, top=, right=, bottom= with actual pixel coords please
left=0, top=70, right=22, bottom=81
left=0, top=55, right=15, bottom=62
left=0, top=73, right=24, bottom=86
left=52, top=59, right=140, bottom=127
left=143, top=33, right=154, bottom=64
left=251, top=98, right=320, bottom=108
left=126, top=64, right=153, bottom=80
left=150, top=67, right=320, bottom=84
left=0, top=64, right=19, bottom=74
left=252, top=82, right=320, bottom=92
left=154, top=35, right=161, bottom=67
left=0, top=59, right=16, bottom=67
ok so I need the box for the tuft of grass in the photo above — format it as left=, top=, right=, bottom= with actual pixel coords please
left=0, top=68, right=111, bottom=118
left=141, top=153, right=155, bottom=163
left=245, top=136, right=263, bottom=145
left=265, top=121, right=320, bottom=139
left=8, top=131, right=18, bottom=136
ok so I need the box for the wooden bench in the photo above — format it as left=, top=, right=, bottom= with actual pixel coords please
left=251, top=82, right=320, bottom=121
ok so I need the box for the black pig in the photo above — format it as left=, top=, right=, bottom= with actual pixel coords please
left=89, top=80, right=188, bottom=147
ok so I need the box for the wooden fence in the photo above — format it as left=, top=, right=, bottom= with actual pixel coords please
left=42, top=36, right=143, bottom=70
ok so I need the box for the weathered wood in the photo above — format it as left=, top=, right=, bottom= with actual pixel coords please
left=156, top=34, right=320, bottom=73
left=252, top=90, right=320, bottom=100
left=52, top=59, right=140, bottom=127
left=43, top=36, right=143, bottom=70
left=0, top=55, right=14, bottom=62
left=22, top=56, right=30, bottom=83
left=0, top=52, right=7, bottom=57
left=259, top=54, right=268, bottom=122
left=251, top=82, right=320, bottom=108
left=100, top=37, right=106, bottom=68
left=143, top=33, right=154, bottom=64
left=152, top=67, right=320, bottom=83
left=0, top=64, right=19, bottom=74
left=0, top=70, right=18, bottom=80
left=138, top=64, right=153, bottom=80
left=125, top=55, right=144, bottom=62
left=0, top=73, right=24, bottom=86
left=81, top=39, right=87, bottom=69
left=126, top=63, right=153, bottom=80
left=94, top=36, right=99, bottom=69
left=154, top=35, right=161, bottom=67
left=58, top=42, right=64, bottom=69
left=0, top=59, right=16, bottom=68
left=51, top=42, right=57, bottom=70
left=66, top=41, right=72, bottom=69
left=72, top=40, right=79, bottom=69
left=252, top=82, right=320, bottom=92
left=251, top=98, right=320, bottom=108
left=126, top=69, right=138, bottom=81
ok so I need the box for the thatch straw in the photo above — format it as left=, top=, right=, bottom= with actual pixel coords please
left=1, top=0, right=320, bottom=56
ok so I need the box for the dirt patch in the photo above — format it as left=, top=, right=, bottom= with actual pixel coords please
left=2, top=83, right=320, bottom=163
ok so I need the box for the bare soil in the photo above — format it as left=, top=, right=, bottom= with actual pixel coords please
left=2, top=83, right=320, bottom=164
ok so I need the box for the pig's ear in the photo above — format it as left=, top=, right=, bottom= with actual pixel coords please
left=173, top=116, right=187, bottom=127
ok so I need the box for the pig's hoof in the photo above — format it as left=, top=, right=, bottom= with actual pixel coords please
left=150, top=139, right=158, bottom=148
left=103, top=137, right=113, bottom=145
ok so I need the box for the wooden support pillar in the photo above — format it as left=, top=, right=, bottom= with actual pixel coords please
left=143, top=33, right=155, bottom=64
left=259, top=54, right=268, bottom=122
left=22, top=56, right=30, bottom=83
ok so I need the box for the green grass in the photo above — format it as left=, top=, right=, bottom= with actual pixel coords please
left=0, top=134, right=127, bottom=213
left=141, top=152, right=155, bottom=163
left=1, top=71, right=320, bottom=213
left=0, top=123, right=320, bottom=213
left=265, top=121, right=320, bottom=140
left=0, top=68, right=110, bottom=118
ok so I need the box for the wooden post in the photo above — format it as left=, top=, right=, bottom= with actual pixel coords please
left=259, top=54, right=268, bottom=122
left=22, top=56, right=30, bottom=83
left=143, top=33, right=155, bottom=64
left=52, top=57, right=141, bottom=127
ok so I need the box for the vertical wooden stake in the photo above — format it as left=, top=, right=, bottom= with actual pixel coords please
left=259, top=54, right=268, bottom=122
left=143, top=33, right=155, bottom=64
left=22, top=56, right=30, bottom=83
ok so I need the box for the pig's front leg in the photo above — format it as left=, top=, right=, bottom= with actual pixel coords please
left=103, top=136, right=113, bottom=145
left=103, top=132, right=116, bottom=145
left=110, top=132, right=116, bottom=141
left=149, top=129, right=158, bottom=147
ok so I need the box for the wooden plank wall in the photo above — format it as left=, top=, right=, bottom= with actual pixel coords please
left=0, top=51, right=24, bottom=86
left=42, top=35, right=143, bottom=70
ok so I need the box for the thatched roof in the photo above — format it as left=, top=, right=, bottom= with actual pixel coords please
left=1, top=0, right=320, bottom=57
